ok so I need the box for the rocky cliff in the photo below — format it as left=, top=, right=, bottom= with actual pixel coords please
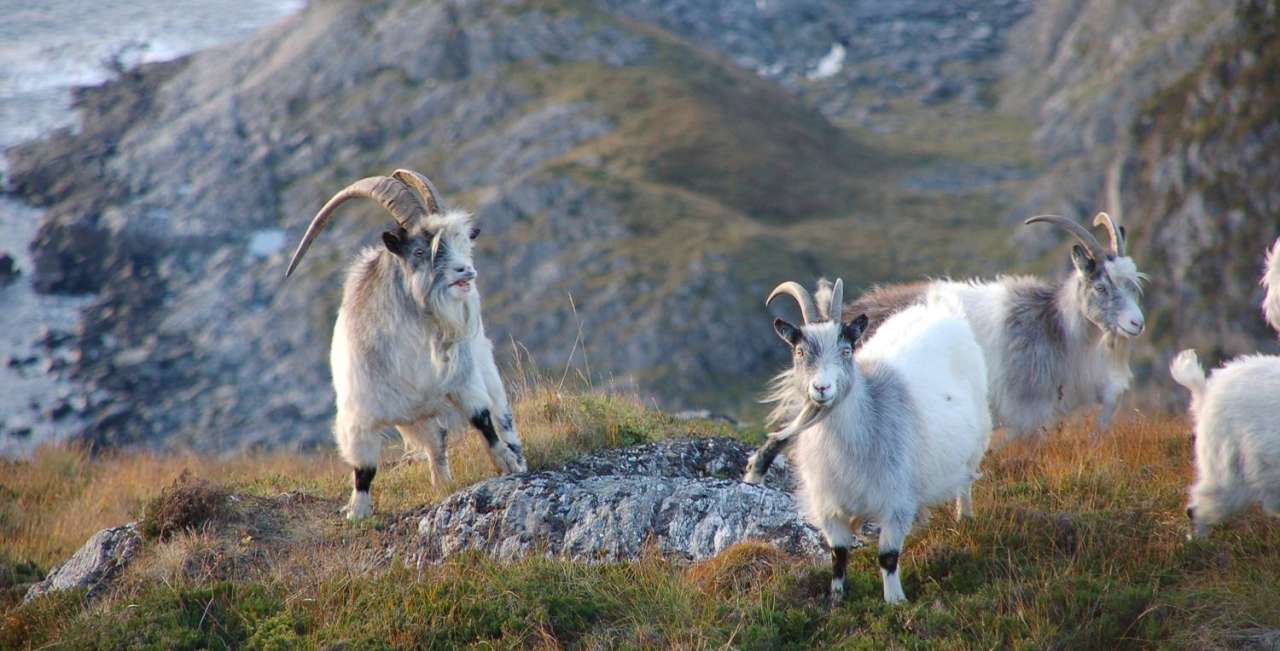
left=3, top=0, right=1275, bottom=450
left=4, top=0, right=1027, bottom=451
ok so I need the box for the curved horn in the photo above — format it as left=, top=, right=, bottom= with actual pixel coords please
left=766, top=281, right=820, bottom=325
left=1024, top=214, right=1108, bottom=262
left=284, top=176, right=425, bottom=279
left=392, top=169, right=444, bottom=215
left=1092, top=212, right=1125, bottom=257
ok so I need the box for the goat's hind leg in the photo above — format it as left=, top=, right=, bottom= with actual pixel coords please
left=335, top=415, right=381, bottom=520
left=396, top=419, right=452, bottom=486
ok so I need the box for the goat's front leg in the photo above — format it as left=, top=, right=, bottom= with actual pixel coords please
left=396, top=419, right=452, bottom=486
left=1092, top=390, right=1122, bottom=440
left=743, top=434, right=794, bottom=484
left=452, top=377, right=526, bottom=475
left=472, top=336, right=526, bottom=465
left=877, top=506, right=916, bottom=604
left=819, top=515, right=857, bottom=607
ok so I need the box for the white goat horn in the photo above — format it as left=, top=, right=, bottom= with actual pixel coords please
left=1092, top=212, right=1125, bottom=257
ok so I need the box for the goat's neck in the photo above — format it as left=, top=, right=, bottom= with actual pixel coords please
left=1054, top=275, right=1106, bottom=350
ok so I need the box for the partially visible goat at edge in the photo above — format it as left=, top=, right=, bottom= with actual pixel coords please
left=747, top=214, right=1143, bottom=482
left=750, top=279, right=990, bottom=604
left=285, top=170, right=527, bottom=519
left=1170, top=237, right=1280, bottom=539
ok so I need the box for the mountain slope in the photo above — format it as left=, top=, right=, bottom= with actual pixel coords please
left=5, top=0, right=1023, bottom=451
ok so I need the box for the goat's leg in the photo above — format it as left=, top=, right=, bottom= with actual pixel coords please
left=1092, top=391, right=1122, bottom=440
left=956, top=484, right=974, bottom=520
left=396, top=420, right=451, bottom=486
left=877, top=507, right=915, bottom=604
left=451, top=377, right=526, bottom=475
left=744, top=403, right=825, bottom=483
left=472, top=336, right=526, bottom=466
left=819, top=515, right=856, bottom=607
left=743, top=434, right=794, bottom=484
left=335, top=414, right=380, bottom=520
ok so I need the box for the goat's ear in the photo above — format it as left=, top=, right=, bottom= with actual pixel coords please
left=1070, top=244, right=1096, bottom=275
left=382, top=229, right=407, bottom=256
left=842, top=314, right=869, bottom=343
left=773, top=318, right=802, bottom=347
left=469, top=226, right=481, bottom=240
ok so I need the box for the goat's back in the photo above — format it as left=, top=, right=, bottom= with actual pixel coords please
left=857, top=295, right=991, bottom=503
left=1193, top=354, right=1280, bottom=493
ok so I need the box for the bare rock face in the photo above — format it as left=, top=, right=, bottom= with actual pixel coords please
left=24, top=523, right=140, bottom=603
left=409, top=437, right=829, bottom=564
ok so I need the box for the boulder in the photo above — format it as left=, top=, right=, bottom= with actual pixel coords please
left=409, top=437, right=835, bottom=565
left=24, top=523, right=140, bottom=603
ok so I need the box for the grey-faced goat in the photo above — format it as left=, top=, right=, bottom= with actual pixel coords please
left=285, top=170, right=526, bottom=519
left=750, top=279, right=990, bottom=604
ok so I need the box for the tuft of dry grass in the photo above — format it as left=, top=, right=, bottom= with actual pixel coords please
left=137, top=472, right=229, bottom=541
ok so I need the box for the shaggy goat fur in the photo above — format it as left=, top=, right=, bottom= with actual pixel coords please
left=1170, top=237, right=1280, bottom=538
left=287, top=172, right=526, bottom=520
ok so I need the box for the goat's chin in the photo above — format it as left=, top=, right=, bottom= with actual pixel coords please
left=428, top=283, right=479, bottom=342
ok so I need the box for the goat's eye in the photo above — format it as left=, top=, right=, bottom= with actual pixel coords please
left=841, top=347, right=853, bottom=359
left=1095, top=283, right=1108, bottom=294
left=413, top=248, right=426, bottom=258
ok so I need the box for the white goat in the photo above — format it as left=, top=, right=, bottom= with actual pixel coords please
left=1170, top=237, right=1280, bottom=539
left=750, top=279, right=990, bottom=604
left=285, top=170, right=526, bottom=519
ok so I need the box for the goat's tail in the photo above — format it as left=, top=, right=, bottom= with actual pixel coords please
left=1263, top=237, right=1280, bottom=336
left=1169, top=349, right=1206, bottom=404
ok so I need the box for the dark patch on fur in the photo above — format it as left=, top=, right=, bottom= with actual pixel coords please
left=1003, top=278, right=1069, bottom=407
left=499, top=413, right=515, bottom=432
left=471, top=409, right=499, bottom=446
left=831, top=546, right=850, bottom=581
left=844, top=282, right=930, bottom=346
left=354, top=466, right=376, bottom=493
left=878, top=550, right=900, bottom=574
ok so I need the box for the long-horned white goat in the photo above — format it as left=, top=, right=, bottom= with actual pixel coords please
left=285, top=169, right=527, bottom=519
left=1170, top=237, right=1280, bottom=539
left=748, top=279, right=990, bottom=604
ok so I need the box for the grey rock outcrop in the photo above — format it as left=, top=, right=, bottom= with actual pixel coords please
left=23, top=523, right=140, bottom=603
left=409, top=437, right=829, bottom=564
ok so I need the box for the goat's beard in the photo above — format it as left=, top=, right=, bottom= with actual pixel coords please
left=425, top=275, right=480, bottom=344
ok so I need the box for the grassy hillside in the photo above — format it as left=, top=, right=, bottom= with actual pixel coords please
left=3, top=384, right=1278, bottom=648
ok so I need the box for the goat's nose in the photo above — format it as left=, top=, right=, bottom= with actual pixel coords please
left=1131, top=318, right=1145, bottom=332
left=813, top=383, right=831, bottom=395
